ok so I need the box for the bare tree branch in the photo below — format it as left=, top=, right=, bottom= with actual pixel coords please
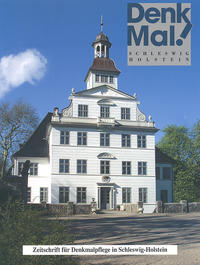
left=0, top=100, right=39, bottom=179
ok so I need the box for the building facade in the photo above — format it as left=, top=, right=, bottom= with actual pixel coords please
left=13, top=28, right=173, bottom=213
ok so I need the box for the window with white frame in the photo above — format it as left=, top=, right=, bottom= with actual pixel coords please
left=109, top=76, right=114, bottom=83
left=29, top=163, right=38, bottom=176
left=122, top=187, right=131, bottom=203
left=59, top=159, right=69, bottom=173
left=101, top=75, right=108, bottom=83
left=100, top=106, right=110, bottom=118
left=122, top=134, right=131, bottom=147
left=27, top=187, right=31, bottom=202
left=139, top=187, right=147, bottom=203
left=40, top=187, right=48, bottom=202
left=77, top=132, right=87, bottom=145
left=95, top=74, right=100, bottom=82
left=60, top=131, right=69, bottom=144
left=78, top=104, right=88, bottom=117
left=77, top=187, right=86, bottom=203
left=18, top=162, right=38, bottom=176
left=137, top=135, right=146, bottom=148
left=100, top=160, right=110, bottom=174
left=122, top=161, right=131, bottom=175
left=100, top=133, right=110, bottom=146
left=59, top=187, right=69, bottom=203
left=18, top=162, right=24, bottom=175
left=77, top=160, right=87, bottom=174
left=121, top=108, right=130, bottom=120
left=138, top=162, right=147, bottom=175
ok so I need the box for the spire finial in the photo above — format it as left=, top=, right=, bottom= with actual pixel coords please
left=101, top=16, right=103, bottom=32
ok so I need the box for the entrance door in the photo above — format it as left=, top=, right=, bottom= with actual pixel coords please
left=100, top=187, right=110, bottom=210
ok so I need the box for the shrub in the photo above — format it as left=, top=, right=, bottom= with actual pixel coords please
left=0, top=200, right=79, bottom=265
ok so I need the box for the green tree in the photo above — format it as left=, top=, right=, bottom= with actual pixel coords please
left=0, top=200, right=79, bottom=265
left=0, top=100, right=38, bottom=179
left=157, top=125, right=192, bottom=162
left=191, top=120, right=200, bottom=162
left=157, top=124, right=200, bottom=202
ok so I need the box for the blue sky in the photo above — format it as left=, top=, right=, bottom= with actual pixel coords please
left=0, top=0, right=199, bottom=142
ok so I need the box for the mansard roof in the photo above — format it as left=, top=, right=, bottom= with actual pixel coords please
left=85, top=57, right=120, bottom=81
left=13, top=113, right=52, bottom=158
left=155, top=147, right=175, bottom=164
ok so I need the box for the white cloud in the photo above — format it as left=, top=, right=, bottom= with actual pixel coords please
left=0, top=49, right=47, bottom=98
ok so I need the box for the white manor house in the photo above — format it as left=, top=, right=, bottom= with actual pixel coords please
left=13, top=27, right=173, bottom=213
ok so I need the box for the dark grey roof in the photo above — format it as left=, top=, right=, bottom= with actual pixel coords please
left=85, top=57, right=120, bottom=81
left=92, top=32, right=111, bottom=47
left=90, top=57, right=120, bottom=73
left=155, top=147, right=175, bottom=164
left=13, top=113, right=52, bottom=158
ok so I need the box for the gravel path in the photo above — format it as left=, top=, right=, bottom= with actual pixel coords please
left=67, top=212, right=200, bottom=265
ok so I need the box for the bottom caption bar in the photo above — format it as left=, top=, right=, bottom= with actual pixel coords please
left=23, top=245, right=177, bottom=255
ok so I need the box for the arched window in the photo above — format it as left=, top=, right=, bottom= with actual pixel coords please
left=101, top=45, right=105, bottom=52
left=97, top=46, right=100, bottom=52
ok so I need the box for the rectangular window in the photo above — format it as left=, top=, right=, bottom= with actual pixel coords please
left=95, top=74, right=100, bottom=82
left=78, top=104, right=88, bottom=117
left=59, top=159, right=69, bottom=173
left=100, top=133, right=110, bottom=146
left=138, top=162, right=147, bottom=175
left=40, top=187, right=48, bottom=202
left=77, top=187, right=86, bottom=203
left=100, top=160, right=110, bottom=174
left=101, top=75, right=105, bottom=82
left=109, top=76, right=113, bottom=83
left=156, top=167, right=160, bottom=180
left=121, top=108, right=130, bottom=120
left=59, top=187, right=69, bottom=203
left=137, top=135, right=146, bottom=148
left=163, top=167, right=171, bottom=179
left=18, top=162, right=38, bottom=176
left=60, top=131, right=69, bottom=144
left=27, top=187, right=31, bottom=202
left=139, top=187, right=147, bottom=203
left=18, top=162, right=24, bottom=176
left=77, top=132, right=87, bottom=145
left=122, top=134, right=131, bottom=147
left=104, top=75, right=108, bottom=83
left=29, top=163, right=38, bottom=176
left=160, top=190, right=168, bottom=203
left=77, top=160, right=87, bottom=174
left=100, top=106, right=110, bottom=118
left=122, top=161, right=131, bottom=175
left=122, top=188, right=131, bottom=203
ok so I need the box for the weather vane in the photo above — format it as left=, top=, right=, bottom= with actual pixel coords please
left=101, top=16, right=103, bottom=32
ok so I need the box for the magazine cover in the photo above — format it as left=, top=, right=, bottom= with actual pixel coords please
left=0, top=0, right=199, bottom=265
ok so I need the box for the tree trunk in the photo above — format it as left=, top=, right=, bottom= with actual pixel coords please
left=0, top=149, right=8, bottom=180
